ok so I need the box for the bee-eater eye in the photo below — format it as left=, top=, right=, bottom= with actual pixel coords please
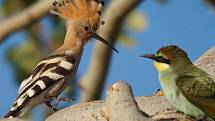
left=156, top=56, right=170, bottom=64
left=160, top=56, right=166, bottom=61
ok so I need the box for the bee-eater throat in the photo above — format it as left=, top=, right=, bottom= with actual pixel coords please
left=153, top=61, right=170, bottom=72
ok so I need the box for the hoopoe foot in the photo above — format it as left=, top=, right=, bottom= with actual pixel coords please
left=45, top=101, right=58, bottom=112
left=155, top=89, right=165, bottom=96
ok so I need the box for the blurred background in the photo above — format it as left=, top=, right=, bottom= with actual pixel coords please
left=0, top=0, right=214, bottom=120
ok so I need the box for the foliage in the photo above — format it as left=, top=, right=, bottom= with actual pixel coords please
left=118, top=11, right=147, bottom=48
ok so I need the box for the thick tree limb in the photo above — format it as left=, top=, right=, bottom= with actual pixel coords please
left=45, top=81, right=194, bottom=121
left=0, top=0, right=55, bottom=42
left=80, top=0, right=143, bottom=102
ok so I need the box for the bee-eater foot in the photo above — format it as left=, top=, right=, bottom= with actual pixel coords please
left=155, top=89, right=165, bottom=96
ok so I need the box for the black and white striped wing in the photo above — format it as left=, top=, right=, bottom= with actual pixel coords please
left=4, top=54, right=76, bottom=118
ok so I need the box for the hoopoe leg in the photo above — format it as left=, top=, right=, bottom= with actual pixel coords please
left=53, top=97, right=75, bottom=106
left=45, top=101, right=58, bottom=112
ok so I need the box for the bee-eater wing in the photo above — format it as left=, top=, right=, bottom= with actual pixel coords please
left=176, top=72, right=215, bottom=120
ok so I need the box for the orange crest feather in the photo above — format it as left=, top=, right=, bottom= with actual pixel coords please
left=51, top=0, right=103, bottom=27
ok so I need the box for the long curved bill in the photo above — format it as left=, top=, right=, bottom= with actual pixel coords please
left=93, top=33, right=119, bottom=53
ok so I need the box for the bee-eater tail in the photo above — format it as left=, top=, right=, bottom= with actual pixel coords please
left=205, top=111, right=215, bottom=120
left=199, top=101, right=215, bottom=120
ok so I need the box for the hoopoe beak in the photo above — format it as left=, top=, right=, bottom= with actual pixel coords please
left=140, top=54, right=157, bottom=61
left=93, top=33, right=119, bottom=53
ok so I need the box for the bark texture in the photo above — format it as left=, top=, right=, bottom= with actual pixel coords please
left=194, top=45, right=215, bottom=80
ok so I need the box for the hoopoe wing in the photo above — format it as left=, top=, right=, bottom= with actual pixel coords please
left=17, top=54, right=67, bottom=96
left=4, top=53, right=76, bottom=118
left=18, top=75, right=33, bottom=94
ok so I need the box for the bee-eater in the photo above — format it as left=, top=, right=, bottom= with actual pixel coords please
left=141, top=45, right=215, bottom=120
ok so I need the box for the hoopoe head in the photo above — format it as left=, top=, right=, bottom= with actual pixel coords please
left=51, top=0, right=118, bottom=53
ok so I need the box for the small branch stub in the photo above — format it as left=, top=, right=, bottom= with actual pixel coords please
left=102, top=81, right=152, bottom=121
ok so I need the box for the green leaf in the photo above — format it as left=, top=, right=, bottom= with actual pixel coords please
left=118, top=33, right=136, bottom=48
left=126, top=11, right=147, bottom=32
left=7, top=39, right=42, bottom=83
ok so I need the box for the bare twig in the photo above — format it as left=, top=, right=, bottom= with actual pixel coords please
left=80, top=0, right=143, bottom=102
left=0, top=0, right=56, bottom=42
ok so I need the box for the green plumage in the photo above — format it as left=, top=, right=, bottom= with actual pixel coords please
left=176, top=65, right=215, bottom=120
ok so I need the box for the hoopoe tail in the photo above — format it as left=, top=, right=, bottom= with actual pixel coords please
left=4, top=110, right=19, bottom=118
left=4, top=101, right=25, bottom=118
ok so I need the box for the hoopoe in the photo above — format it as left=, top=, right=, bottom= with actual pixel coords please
left=4, top=0, right=118, bottom=118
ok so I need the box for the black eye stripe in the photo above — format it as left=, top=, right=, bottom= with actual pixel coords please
left=156, top=56, right=170, bottom=64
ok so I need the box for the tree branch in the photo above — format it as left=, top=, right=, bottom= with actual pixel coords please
left=79, top=0, right=144, bottom=102
left=0, top=0, right=55, bottom=42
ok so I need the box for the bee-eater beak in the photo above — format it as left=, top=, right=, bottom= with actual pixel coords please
left=92, top=33, right=119, bottom=53
left=140, top=54, right=157, bottom=61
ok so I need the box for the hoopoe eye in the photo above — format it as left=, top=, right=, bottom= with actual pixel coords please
left=84, top=26, right=89, bottom=31
left=98, top=11, right=101, bottom=15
